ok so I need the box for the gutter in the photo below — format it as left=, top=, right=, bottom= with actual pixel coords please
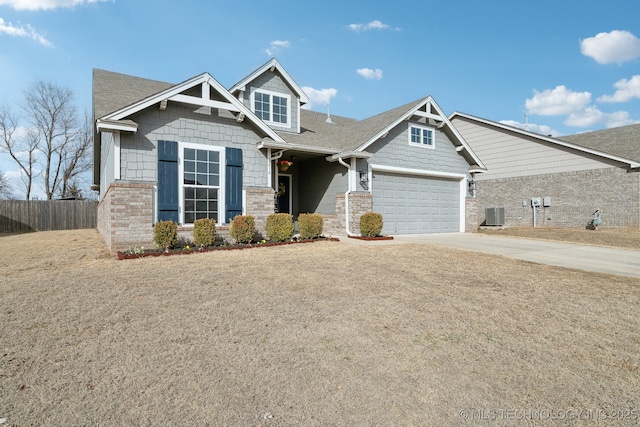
left=337, top=157, right=358, bottom=237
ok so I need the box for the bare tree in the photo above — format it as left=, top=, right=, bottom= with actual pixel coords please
left=22, top=80, right=78, bottom=200
left=0, top=169, right=13, bottom=199
left=0, top=104, right=39, bottom=200
left=60, top=111, right=92, bottom=199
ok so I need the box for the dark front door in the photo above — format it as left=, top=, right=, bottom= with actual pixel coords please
left=277, top=174, right=291, bottom=214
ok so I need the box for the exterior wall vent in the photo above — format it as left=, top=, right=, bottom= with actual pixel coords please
left=485, top=207, right=505, bottom=226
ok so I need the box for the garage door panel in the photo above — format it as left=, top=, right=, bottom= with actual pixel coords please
left=372, top=172, right=460, bottom=234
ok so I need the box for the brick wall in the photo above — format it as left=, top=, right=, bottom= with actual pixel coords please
left=322, top=192, right=373, bottom=235
left=465, top=197, right=478, bottom=232
left=245, top=187, right=276, bottom=239
left=98, top=182, right=155, bottom=253
left=477, top=167, right=640, bottom=229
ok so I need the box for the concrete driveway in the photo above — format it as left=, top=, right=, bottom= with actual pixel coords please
left=343, top=233, right=640, bottom=279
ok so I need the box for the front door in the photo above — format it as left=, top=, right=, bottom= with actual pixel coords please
left=277, top=174, right=292, bottom=214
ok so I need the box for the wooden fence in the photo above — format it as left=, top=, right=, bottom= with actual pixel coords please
left=0, top=200, right=98, bottom=233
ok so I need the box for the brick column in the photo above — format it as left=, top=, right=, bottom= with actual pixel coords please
left=98, top=181, right=154, bottom=253
left=245, top=187, right=275, bottom=238
left=465, top=197, right=478, bottom=233
left=348, top=192, right=372, bottom=234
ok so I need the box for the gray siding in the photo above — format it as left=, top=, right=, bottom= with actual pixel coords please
left=367, top=119, right=470, bottom=174
left=243, top=72, right=299, bottom=133
left=119, top=102, right=269, bottom=188
left=100, top=132, right=115, bottom=199
left=452, top=117, right=619, bottom=180
left=298, top=157, right=348, bottom=214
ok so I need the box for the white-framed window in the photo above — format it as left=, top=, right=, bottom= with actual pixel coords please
left=408, top=123, right=435, bottom=148
left=251, top=89, right=291, bottom=127
left=179, top=143, right=225, bottom=225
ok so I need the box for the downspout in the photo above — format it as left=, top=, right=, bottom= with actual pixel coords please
left=269, top=149, right=285, bottom=190
left=337, top=157, right=357, bottom=236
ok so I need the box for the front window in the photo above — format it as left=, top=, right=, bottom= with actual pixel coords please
left=252, top=89, right=291, bottom=127
left=181, top=145, right=224, bottom=224
left=409, top=124, right=435, bottom=148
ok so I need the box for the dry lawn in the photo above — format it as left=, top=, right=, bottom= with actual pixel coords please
left=479, top=226, right=640, bottom=250
left=1, top=230, right=639, bottom=426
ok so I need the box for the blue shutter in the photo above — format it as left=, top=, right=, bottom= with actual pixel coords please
left=157, top=140, right=179, bottom=222
left=225, top=147, right=243, bottom=223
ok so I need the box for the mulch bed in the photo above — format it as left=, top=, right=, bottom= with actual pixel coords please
left=117, top=237, right=340, bottom=260
left=347, top=235, right=394, bottom=241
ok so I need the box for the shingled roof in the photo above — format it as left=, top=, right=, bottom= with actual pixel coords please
left=558, top=123, right=640, bottom=163
left=93, top=69, right=173, bottom=119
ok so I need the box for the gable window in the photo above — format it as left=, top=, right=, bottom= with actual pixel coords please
left=180, top=144, right=225, bottom=225
left=252, top=89, right=290, bottom=127
left=409, top=124, right=435, bottom=148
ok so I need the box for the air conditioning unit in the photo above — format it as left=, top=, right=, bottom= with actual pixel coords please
left=485, top=207, right=505, bottom=226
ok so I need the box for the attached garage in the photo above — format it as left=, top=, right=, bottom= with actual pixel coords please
left=372, top=168, right=464, bottom=234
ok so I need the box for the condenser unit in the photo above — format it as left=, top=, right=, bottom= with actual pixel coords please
left=485, top=207, right=505, bottom=226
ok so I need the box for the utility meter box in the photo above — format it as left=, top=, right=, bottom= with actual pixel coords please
left=531, top=197, right=541, bottom=207
left=543, top=197, right=551, bottom=207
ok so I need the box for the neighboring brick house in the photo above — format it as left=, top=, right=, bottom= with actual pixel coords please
left=449, top=112, right=640, bottom=229
left=93, top=59, right=485, bottom=253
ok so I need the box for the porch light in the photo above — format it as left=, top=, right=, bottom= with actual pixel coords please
left=468, top=178, right=476, bottom=195
left=359, top=171, right=369, bottom=184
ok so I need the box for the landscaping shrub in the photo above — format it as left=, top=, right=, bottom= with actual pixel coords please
left=193, top=218, right=217, bottom=248
left=298, top=213, right=324, bottom=239
left=360, top=212, right=383, bottom=237
left=266, top=213, right=295, bottom=242
left=153, top=220, right=178, bottom=251
left=230, top=215, right=255, bottom=244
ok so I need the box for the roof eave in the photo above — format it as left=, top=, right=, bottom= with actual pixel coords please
left=450, top=111, right=640, bottom=168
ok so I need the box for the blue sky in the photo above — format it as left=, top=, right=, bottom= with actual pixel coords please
left=1, top=0, right=640, bottom=197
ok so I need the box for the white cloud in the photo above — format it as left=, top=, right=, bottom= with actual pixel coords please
left=0, top=0, right=108, bottom=10
left=265, top=39, right=290, bottom=56
left=347, top=20, right=399, bottom=32
left=525, top=85, right=591, bottom=116
left=356, top=68, right=383, bottom=80
left=300, top=86, right=338, bottom=110
left=0, top=17, right=52, bottom=47
left=580, top=30, right=640, bottom=64
left=597, top=75, right=640, bottom=103
left=499, top=120, right=562, bottom=137
left=564, top=106, right=636, bottom=128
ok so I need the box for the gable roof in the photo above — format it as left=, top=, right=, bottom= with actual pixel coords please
left=93, top=69, right=285, bottom=143
left=558, top=123, right=640, bottom=163
left=449, top=111, right=640, bottom=169
left=229, top=58, right=310, bottom=104
left=269, top=97, right=485, bottom=170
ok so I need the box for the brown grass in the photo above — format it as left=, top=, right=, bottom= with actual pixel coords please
left=1, top=230, right=639, bottom=426
left=478, top=226, right=640, bottom=250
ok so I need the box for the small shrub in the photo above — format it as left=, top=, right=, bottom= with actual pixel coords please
left=360, top=212, right=383, bottom=237
left=193, top=218, right=217, bottom=248
left=154, top=220, right=178, bottom=251
left=266, top=213, right=295, bottom=242
left=298, top=213, right=324, bottom=239
left=230, top=215, right=255, bottom=244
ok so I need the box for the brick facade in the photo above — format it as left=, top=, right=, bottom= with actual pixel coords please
left=245, top=187, right=276, bottom=239
left=477, top=167, right=640, bottom=229
left=322, top=192, right=373, bottom=235
left=465, top=197, right=478, bottom=232
left=98, top=181, right=155, bottom=253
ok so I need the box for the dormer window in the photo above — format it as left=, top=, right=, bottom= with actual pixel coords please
left=408, top=123, right=435, bottom=149
left=252, top=89, right=291, bottom=127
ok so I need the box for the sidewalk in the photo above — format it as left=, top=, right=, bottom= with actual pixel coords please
left=340, top=233, right=640, bottom=279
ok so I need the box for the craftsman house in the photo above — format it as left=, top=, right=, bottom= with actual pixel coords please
left=449, top=112, right=640, bottom=229
left=93, top=59, right=485, bottom=252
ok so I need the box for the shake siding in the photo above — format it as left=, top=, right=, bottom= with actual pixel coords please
left=243, top=72, right=299, bottom=133
left=368, top=120, right=469, bottom=174
left=453, top=118, right=617, bottom=180
left=119, top=103, right=268, bottom=188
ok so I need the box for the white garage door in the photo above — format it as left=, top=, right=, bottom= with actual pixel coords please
left=372, top=172, right=460, bottom=234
